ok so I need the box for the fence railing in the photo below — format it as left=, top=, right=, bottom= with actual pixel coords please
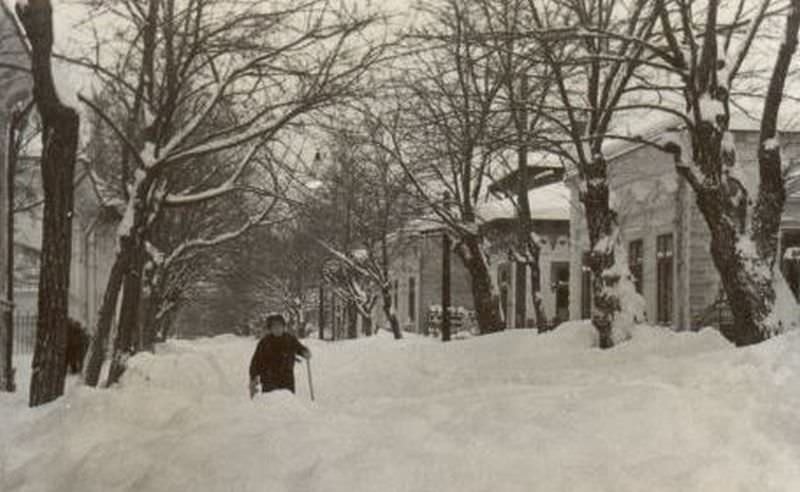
left=13, top=312, right=37, bottom=355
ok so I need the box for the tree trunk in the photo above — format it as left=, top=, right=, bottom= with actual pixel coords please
left=362, top=314, right=372, bottom=336
left=530, top=265, right=546, bottom=330
left=107, top=245, right=146, bottom=386
left=83, top=251, right=126, bottom=386
left=582, top=156, right=634, bottom=349
left=346, top=301, right=357, bottom=339
left=705, top=212, right=777, bottom=345
left=330, top=294, right=337, bottom=341
left=517, top=205, right=546, bottom=330
left=690, top=149, right=791, bottom=345
left=457, top=235, right=503, bottom=334
left=139, top=280, right=160, bottom=352
left=381, top=288, right=402, bottom=339
left=16, top=0, right=81, bottom=406
left=155, top=305, right=177, bottom=341
left=512, top=74, right=547, bottom=331
left=666, top=0, right=800, bottom=345
left=318, top=284, right=325, bottom=340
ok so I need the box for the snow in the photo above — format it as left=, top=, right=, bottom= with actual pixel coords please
left=477, top=182, right=571, bottom=222
left=304, top=179, right=324, bottom=190
left=116, top=198, right=135, bottom=239
left=144, top=241, right=164, bottom=265
left=765, top=267, right=800, bottom=334
left=698, top=94, right=725, bottom=127
left=140, top=143, right=156, bottom=167
left=721, top=131, right=736, bottom=155
left=764, top=137, right=780, bottom=152
left=5, top=325, right=800, bottom=490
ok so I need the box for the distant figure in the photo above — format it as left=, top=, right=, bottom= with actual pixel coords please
left=249, top=314, right=311, bottom=397
left=65, top=318, right=90, bottom=375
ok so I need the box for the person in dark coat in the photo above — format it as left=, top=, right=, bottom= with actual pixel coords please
left=249, top=314, right=311, bottom=397
left=65, top=318, right=90, bottom=375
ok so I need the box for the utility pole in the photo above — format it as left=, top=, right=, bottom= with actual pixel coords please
left=441, top=230, right=451, bottom=342
left=441, top=191, right=452, bottom=342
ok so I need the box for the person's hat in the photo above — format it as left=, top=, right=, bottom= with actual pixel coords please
left=265, top=313, right=287, bottom=328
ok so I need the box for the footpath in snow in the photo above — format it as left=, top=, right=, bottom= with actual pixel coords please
left=2, top=322, right=800, bottom=491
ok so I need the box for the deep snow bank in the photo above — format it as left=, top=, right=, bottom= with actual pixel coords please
left=2, top=323, right=800, bottom=492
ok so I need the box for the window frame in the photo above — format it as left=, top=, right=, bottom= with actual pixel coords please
left=656, top=233, right=674, bottom=325
left=628, top=239, right=644, bottom=295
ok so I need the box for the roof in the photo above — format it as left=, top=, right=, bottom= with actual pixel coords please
left=488, top=164, right=566, bottom=195
left=602, top=108, right=800, bottom=161
left=477, top=182, right=571, bottom=223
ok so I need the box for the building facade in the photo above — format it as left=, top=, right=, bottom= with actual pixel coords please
left=568, top=122, right=800, bottom=330
left=377, top=181, right=571, bottom=335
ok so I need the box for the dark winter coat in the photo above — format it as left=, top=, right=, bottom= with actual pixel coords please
left=249, top=334, right=309, bottom=393
left=66, top=319, right=90, bottom=375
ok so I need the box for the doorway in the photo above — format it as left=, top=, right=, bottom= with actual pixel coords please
left=551, top=262, right=570, bottom=323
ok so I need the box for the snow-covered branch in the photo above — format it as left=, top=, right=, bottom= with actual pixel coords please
left=162, top=199, right=278, bottom=270
left=163, top=141, right=262, bottom=206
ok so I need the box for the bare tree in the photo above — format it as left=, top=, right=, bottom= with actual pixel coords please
left=378, top=0, right=507, bottom=334
left=492, top=0, right=800, bottom=345
left=651, top=0, right=800, bottom=344
left=492, top=0, right=661, bottom=347
left=475, top=0, right=560, bottom=330
left=15, top=0, right=81, bottom=406
left=74, top=0, right=387, bottom=386
left=311, top=119, right=419, bottom=339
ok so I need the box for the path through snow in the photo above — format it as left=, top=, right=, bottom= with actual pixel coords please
left=2, top=322, right=800, bottom=491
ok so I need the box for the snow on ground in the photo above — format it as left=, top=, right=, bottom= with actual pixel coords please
left=3, top=322, right=800, bottom=491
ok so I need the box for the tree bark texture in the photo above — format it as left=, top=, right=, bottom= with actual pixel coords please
left=457, top=235, right=503, bottom=334
left=16, top=0, right=80, bottom=406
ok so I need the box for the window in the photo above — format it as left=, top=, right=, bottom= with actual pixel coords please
left=656, top=234, right=674, bottom=324
left=629, top=239, right=644, bottom=294
left=551, top=262, right=570, bottom=323
left=581, top=252, right=592, bottom=319
left=393, top=279, right=399, bottom=311
left=781, top=230, right=800, bottom=301
left=408, top=277, right=416, bottom=322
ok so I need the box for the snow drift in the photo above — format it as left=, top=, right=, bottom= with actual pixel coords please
left=3, top=323, right=800, bottom=491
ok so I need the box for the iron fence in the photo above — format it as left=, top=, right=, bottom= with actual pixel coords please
left=13, top=312, right=37, bottom=355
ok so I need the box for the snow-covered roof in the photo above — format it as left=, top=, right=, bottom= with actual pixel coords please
left=399, top=216, right=444, bottom=234
left=602, top=108, right=800, bottom=160
left=477, top=182, right=571, bottom=223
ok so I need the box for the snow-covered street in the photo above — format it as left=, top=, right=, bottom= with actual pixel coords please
left=3, top=323, right=800, bottom=491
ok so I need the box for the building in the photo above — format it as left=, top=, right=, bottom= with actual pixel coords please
left=567, top=116, right=800, bottom=330
left=13, top=161, right=122, bottom=328
left=70, top=168, right=123, bottom=329
left=378, top=177, right=571, bottom=335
